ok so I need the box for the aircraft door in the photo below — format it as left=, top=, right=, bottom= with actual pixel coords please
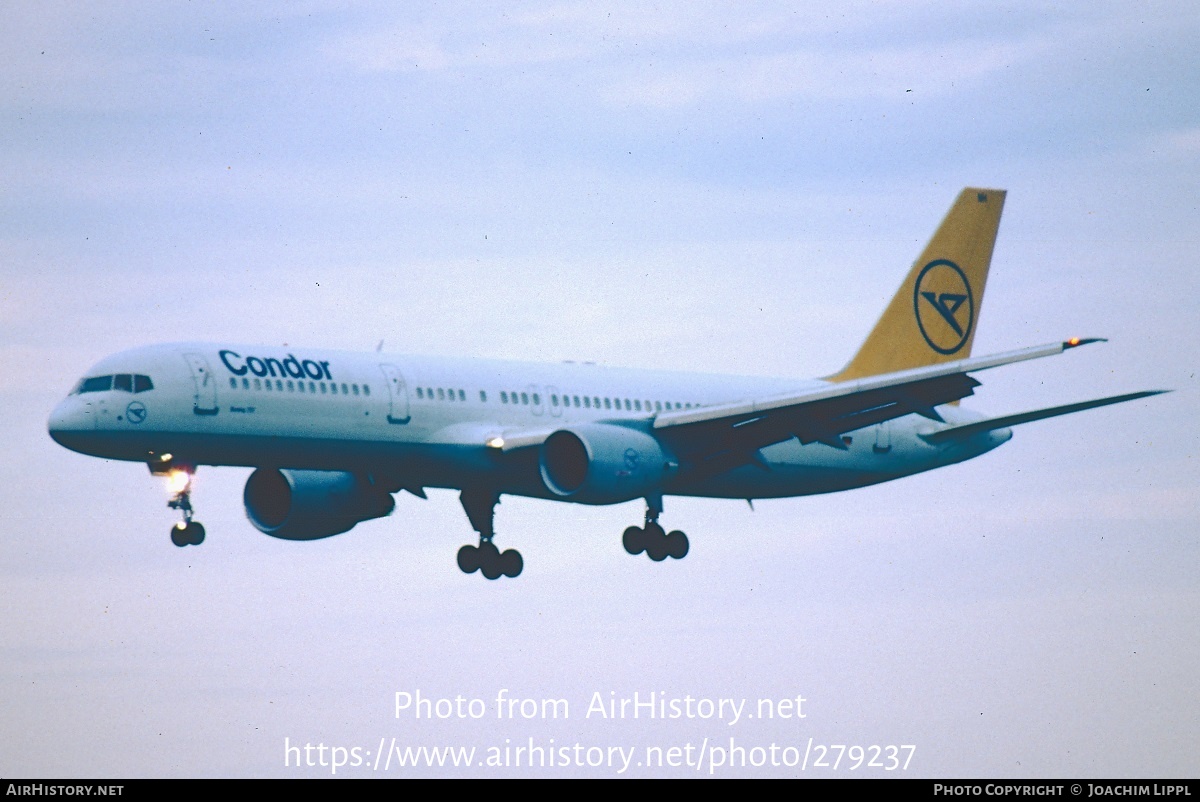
left=546, top=385, right=562, bottom=417
left=379, top=364, right=411, bottom=424
left=528, top=384, right=544, bottom=416
left=183, top=353, right=219, bottom=416
left=92, top=398, right=110, bottom=428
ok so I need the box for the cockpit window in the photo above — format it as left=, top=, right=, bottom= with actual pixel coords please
left=72, top=374, right=154, bottom=394
left=78, top=375, right=113, bottom=393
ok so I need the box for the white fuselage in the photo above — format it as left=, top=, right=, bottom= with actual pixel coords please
left=48, top=343, right=1010, bottom=503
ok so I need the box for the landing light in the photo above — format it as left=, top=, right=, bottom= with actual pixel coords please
left=159, top=453, right=173, bottom=462
left=486, top=436, right=504, bottom=449
left=166, top=469, right=191, bottom=494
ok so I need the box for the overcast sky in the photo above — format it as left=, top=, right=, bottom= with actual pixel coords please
left=2, top=1, right=1197, bottom=778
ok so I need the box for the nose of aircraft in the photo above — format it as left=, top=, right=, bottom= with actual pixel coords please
left=48, top=396, right=92, bottom=448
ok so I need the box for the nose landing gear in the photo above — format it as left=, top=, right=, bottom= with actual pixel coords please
left=166, top=468, right=205, bottom=547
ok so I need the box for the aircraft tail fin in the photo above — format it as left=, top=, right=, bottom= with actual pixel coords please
left=828, top=187, right=1006, bottom=382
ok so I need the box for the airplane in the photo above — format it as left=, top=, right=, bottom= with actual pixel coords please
left=47, top=188, right=1165, bottom=580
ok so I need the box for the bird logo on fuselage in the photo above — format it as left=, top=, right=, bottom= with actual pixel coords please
left=126, top=401, right=147, bottom=424
left=913, top=259, right=974, bottom=355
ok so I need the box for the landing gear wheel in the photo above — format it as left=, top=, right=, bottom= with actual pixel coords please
left=645, top=536, right=668, bottom=562
left=622, top=526, right=645, bottom=555
left=479, top=542, right=503, bottom=580
left=624, top=504, right=690, bottom=562
left=170, top=521, right=205, bottom=547
left=458, top=488, right=522, bottom=580
left=499, top=549, right=523, bottom=578
left=457, top=544, right=481, bottom=574
left=666, top=530, right=689, bottom=559
left=642, top=522, right=668, bottom=561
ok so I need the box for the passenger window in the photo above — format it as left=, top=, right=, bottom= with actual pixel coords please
left=532, top=393, right=540, bottom=405
left=342, top=383, right=348, bottom=394
left=501, top=391, right=508, bottom=403
left=229, top=378, right=237, bottom=390
left=655, top=401, right=661, bottom=411
left=330, top=383, right=338, bottom=394
left=352, top=384, right=360, bottom=396
left=417, top=387, right=424, bottom=399
left=480, top=390, right=487, bottom=402
left=438, top=388, right=445, bottom=401
left=298, top=382, right=306, bottom=393
left=276, top=380, right=283, bottom=391
left=521, top=392, right=529, bottom=405
left=604, top=398, right=612, bottom=409
left=551, top=395, right=559, bottom=406
left=287, top=381, right=294, bottom=391
left=459, top=389, right=465, bottom=401
left=584, top=397, right=591, bottom=408
left=573, top=395, right=580, bottom=407
left=264, top=380, right=272, bottom=392
left=363, top=385, right=370, bottom=396
left=254, top=379, right=261, bottom=390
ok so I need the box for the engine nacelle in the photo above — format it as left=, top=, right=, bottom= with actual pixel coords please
left=539, top=423, right=668, bottom=504
left=243, top=468, right=395, bottom=541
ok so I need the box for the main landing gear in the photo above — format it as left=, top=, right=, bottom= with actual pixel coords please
left=622, top=496, right=689, bottom=562
left=166, top=468, right=205, bottom=547
left=456, top=488, right=522, bottom=580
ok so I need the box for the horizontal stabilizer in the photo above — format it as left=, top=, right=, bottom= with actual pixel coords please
left=921, top=390, right=1169, bottom=444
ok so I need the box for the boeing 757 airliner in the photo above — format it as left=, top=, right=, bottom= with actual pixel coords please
left=48, top=188, right=1165, bottom=579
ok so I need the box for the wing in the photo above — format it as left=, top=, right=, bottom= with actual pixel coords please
left=649, top=338, right=1108, bottom=479
left=483, top=338, right=1117, bottom=479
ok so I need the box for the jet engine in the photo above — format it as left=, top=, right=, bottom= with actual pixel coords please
left=243, top=468, right=394, bottom=540
left=539, top=423, right=668, bottom=504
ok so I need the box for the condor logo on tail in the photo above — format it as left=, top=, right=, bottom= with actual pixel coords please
left=914, top=259, right=974, bottom=355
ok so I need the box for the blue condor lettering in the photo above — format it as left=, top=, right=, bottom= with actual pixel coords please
left=219, top=350, right=332, bottom=381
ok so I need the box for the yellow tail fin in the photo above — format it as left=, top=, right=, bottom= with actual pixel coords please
left=828, top=187, right=1006, bottom=382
